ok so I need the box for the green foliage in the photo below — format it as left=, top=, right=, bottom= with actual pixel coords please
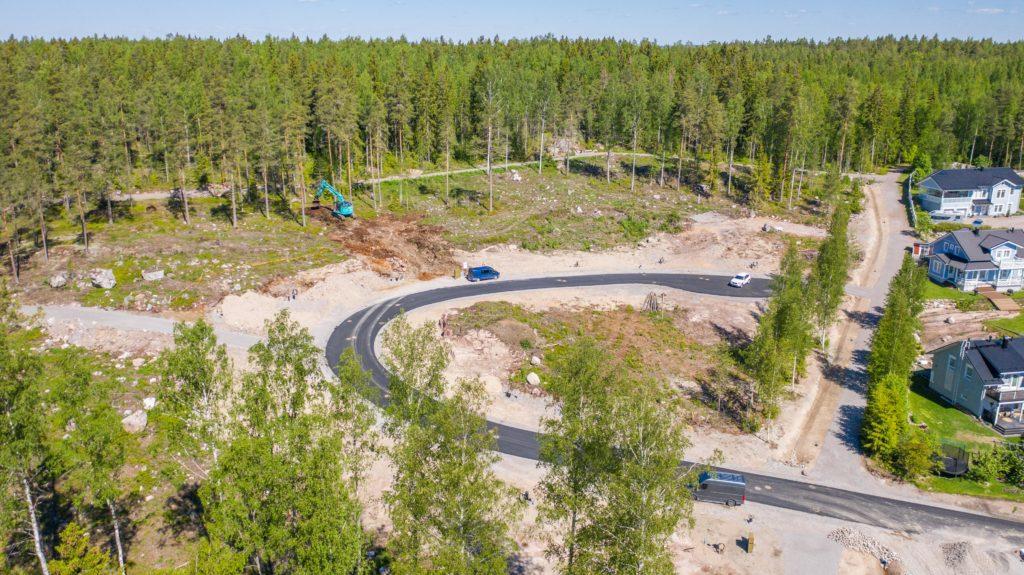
left=861, top=254, right=937, bottom=479
left=862, top=373, right=910, bottom=459
left=966, top=447, right=1006, bottom=484
left=4, top=36, right=1024, bottom=271
left=619, top=215, right=649, bottom=241
left=809, top=205, right=851, bottom=346
left=866, top=254, right=925, bottom=384
left=383, top=317, right=519, bottom=574
left=201, top=311, right=374, bottom=574
left=156, top=320, right=234, bottom=475
left=891, top=428, right=940, bottom=480
left=539, top=339, right=693, bottom=574
left=742, top=242, right=814, bottom=413
left=50, top=522, right=114, bottom=575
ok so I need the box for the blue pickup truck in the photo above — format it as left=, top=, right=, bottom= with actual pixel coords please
left=466, top=266, right=500, bottom=282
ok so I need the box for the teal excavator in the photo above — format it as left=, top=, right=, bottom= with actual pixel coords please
left=313, top=179, right=354, bottom=218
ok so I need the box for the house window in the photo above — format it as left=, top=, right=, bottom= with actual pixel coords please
left=997, top=190, right=1007, bottom=199
left=948, top=356, right=958, bottom=371
left=967, top=271, right=978, bottom=280
left=965, top=364, right=974, bottom=383
left=1001, top=269, right=1013, bottom=280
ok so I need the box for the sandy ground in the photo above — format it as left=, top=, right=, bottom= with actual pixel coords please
left=919, top=300, right=1011, bottom=352
left=400, top=285, right=760, bottom=432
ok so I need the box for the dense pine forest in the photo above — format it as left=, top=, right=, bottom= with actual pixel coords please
left=1, top=36, right=1023, bottom=234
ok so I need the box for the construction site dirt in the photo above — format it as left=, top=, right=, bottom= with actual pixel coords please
left=310, top=206, right=456, bottom=281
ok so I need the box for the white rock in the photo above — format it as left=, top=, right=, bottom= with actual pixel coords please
left=142, top=397, right=157, bottom=411
left=945, top=316, right=956, bottom=325
left=90, top=268, right=116, bottom=289
left=481, top=375, right=503, bottom=396
left=121, top=410, right=148, bottom=434
left=526, top=372, right=541, bottom=386
left=530, top=355, right=542, bottom=366
left=132, top=357, right=145, bottom=368
left=48, top=272, right=68, bottom=288
left=142, top=269, right=165, bottom=281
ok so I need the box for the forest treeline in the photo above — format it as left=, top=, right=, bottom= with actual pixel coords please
left=2, top=35, right=1024, bottom=214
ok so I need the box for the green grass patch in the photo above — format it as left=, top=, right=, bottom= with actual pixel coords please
left=985, top=312, right=1024, bottom=336
left=921, top=281, right=989, bottom=311
left=916, top=475, right=1024, bottom=503
left=908, top=376, right=1002, bottom=450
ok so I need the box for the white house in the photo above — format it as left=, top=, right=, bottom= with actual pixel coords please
left=917, top=167, right=1024, bottom=217
left=926, top=228, right=1024, bottom=292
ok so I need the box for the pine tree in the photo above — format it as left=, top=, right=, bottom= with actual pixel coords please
left=50, top=522, right=113, bottom=575
left=861, top=372, right=909, bottom=459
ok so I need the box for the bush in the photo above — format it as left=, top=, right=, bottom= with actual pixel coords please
left=967, top=446, right=1007, bottom=483
left=619, top=216, right=649, bottom=241
left=890, top=428, right=939, bottom=480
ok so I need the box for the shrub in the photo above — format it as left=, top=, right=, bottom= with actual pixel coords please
left=967, top=446, right=1007, bottom=483
left=891, top=428, right=939, bottom=480
left=619, top=216, right=649, bottom=241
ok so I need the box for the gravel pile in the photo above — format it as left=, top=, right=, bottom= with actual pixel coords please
left=941, top=541, right=971, bottom=568
left=827, top=527, right=899, bottom=565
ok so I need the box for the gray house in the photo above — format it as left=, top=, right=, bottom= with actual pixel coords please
left=925, top=228, right=1024, bottom=292
left=930, top=336, right=1024, bottom=435
left=917, top=167, right=1024, bottom=217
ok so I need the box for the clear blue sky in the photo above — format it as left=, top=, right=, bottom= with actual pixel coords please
left=1, top=0, right=1022, bottom=43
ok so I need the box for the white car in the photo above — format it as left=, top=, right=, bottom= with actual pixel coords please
left=729, top=273, right=751, bottom=288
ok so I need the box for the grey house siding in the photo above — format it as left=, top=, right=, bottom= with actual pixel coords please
left=928, top=345, right=986, bottom=417
left=929, top=346, right=957, bottom=402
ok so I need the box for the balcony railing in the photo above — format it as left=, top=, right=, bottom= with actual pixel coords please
left=986, top=387, right=1024, bottom=403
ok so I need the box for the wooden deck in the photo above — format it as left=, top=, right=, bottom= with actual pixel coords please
left=977, top=286, right=1020, bottom=312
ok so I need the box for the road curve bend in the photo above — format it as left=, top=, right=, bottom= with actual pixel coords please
left=325, top=273, right=1024, bottom=540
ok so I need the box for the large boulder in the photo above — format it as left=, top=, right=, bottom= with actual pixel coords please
left=48, top=272, right=68, bottom=289
left=142, top=269, right=165, bottom=281
left=526, top=372, right=541, bottom=386
left=121, top=410, right=148, bottom=434
left=90, top=268, right=116, bottom=289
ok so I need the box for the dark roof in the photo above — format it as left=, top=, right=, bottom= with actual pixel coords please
left=933, top=229, right=1024, bottom=262
left=963, top=337, right=1024, bottom=378
left=923, top=167, right=1024, bottom=191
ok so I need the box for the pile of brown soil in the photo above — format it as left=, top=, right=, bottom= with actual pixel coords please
left=313, top=209, right=455, bottom=280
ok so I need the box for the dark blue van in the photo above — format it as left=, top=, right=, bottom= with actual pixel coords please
left=467, top=266, right=500, bottom=282
left=693, top=471, right=746, bottom=506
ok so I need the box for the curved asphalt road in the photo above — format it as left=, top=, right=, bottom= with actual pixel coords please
left=325, top=273, right=1024, bottom=541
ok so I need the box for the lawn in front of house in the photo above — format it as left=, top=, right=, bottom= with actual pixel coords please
left=921, top=280, right=990, bottom=311
left=909, top=375, right=1024, bottom=502
left=908, top=375, right=1002, bottom=450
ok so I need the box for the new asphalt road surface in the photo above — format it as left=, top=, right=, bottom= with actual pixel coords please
left=325, top=273, right=1024, bottom=541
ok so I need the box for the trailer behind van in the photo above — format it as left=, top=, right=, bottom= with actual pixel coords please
left=693, top=471, right=746, bottom=506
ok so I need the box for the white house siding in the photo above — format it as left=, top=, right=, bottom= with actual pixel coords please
left=917, top=180, right=1022, bottom=217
